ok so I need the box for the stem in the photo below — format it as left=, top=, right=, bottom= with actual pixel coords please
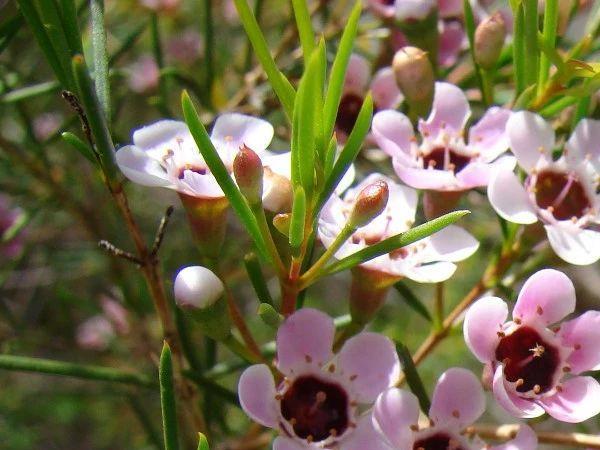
left=222, top=334, right=262, bottom=363
left=150, top=12, right=171, bottom=117
left=252, top=205, right=286, bottom=277
left=481, top=69, right=494, bottom=106
left=523, top=0, right=539, bottom=88
left=203, top=0, right=214, bottom=103
left=434, top=282, right=444, bottom=331
left=223, top=286, right=264, bottom=361
left=537, top=0, right=558, bottom=96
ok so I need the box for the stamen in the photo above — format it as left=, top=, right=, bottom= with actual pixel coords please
left=533, top=384, right=541, bottom=394
left=529, top=344, right=545, bottom=358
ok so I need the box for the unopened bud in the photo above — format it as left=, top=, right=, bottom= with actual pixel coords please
left=348, top=181, right=389, bottom=229
left=395, top=0, right=436, bottom=22
left=474, top=13, right=506, bottom=70
left=392, top=47, right=434, bottom=106
left=272, top=213, right=291, bottom=236
left=233, top=145, right=263, bottom=206
left=258, top=303, right=283, bottom=329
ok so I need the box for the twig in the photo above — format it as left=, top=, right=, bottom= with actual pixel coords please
left=98, top=240, right=144, bottom=265
left=151, top=205, right=175, bottom=257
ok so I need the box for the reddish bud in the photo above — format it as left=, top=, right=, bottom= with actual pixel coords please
left=474, top=13, right=506, bottom=70
left=348, top=180, right=389, bottom=229
left=392, top=46, right=434, bottom=106
left=233, top=145, right=263, bottom=206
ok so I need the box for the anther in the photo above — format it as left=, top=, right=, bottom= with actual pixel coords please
left=533, top=385, right=541, bottom=394
left=452, top=410, right=460, bottom=418
left=515, top=378, right=524, bottom=387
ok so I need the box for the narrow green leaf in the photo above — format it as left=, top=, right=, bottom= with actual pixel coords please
left=289, top=186, right=306, bottom=249
left=258, top=303, right=283, bottom=329
left=61, top=131, right=97, bottom=163
left=58, top=0, right=83, bottom=55
left=323, top=0, right=361, bottom=140
left=537, top=0, right=558, bottom=94
left=321, top=210, right=470, bottom=277
left=181, top=91, right=271, bottom=262
left=513, top=4, right=526, bottom=96
left=291, top=0, right=315, bottom=63
left=244, top=252, right=274, bottom=306
left=197, top=433, right=209, bottom=450
left=90, top=0, right=111, bottom=123
left=0, top=354, right=155, bottom=387
left=0, top=15, right=24, bottom=54
left=571, top=97, right=591, bottom=128
left=323, top=136, right=337, bottom=180
left=1, top=81, right=60, bottom=103
left=318, top=94, right=373, bottom=211
left=396, top=342, right=431, bottom=413
left=393, top=282, right=432, bottom=323
left=232, top=0, right=295, bottom=118
left=160, top=342, right=179, bottom=450
left=523, top=0, right=539, bottom=87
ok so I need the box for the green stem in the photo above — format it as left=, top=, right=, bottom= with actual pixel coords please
left=434, top=282, right=444, bottom=331
left=537, top=0, right=558, bottom=96
left=523, top=0, right=539, bottom=88
left=150, top=13, right=171, bottom=117
left=481, top=69, right=494, bottom=106
left=252, top=205, right=286, bottom=277
left=203, top=0, right=215, bottom=104
left=513, top=5, right=526, bottom=96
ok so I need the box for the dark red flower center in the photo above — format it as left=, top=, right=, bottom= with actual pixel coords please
left=336, top=93, right=364, bottom=137
left=495, top=325, right=560, bottom=394
left=533, top=170, right=591, bottom=221
left=177, top=165, right=207, bottom=179
left=381, top=0, right=395, bottom=5
left=280, top=375, right=349, bottom=442
left=413, top=432, right=466, bottom=450
left=422, top=147, right=471, bottom=173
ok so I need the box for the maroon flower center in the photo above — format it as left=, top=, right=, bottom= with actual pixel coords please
left=177, top=165, right=207, bottom=179
left=280, top=375, right=349, bottom=442
left=381, top=0, right=395, bottom=5
left=413, top=432, right=466, bottom=450
left=422, top=147, right=471, bottom=173
left=495, top=325, right=560, bottom=394
left=336, top=93, right=364, bottom=137
left=533, top=170, right=591, bottom=221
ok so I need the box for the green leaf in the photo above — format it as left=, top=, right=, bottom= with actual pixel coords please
left=58, top=0, right=83, bottom=55
left=197, top=433, right=210, bottom=450
left=0, top=14, right=25, bottom=55
left=393, top=282, right=432, bottom=323
left=181, top=91, right=271, bottom=263
left=323, top=1, right=361, bottom=141
left=396, top=342, right=431, bottom=413
left=258, top=303, right=283, bottom=329
left=512, top=4, right=526, bottom=95
left=291, top=0, right=315, bottom=63
left=160, top=342, right=179, bottom=450
left=90, top=0, right=111, bottom=123
left=0, top=80, right=60, bottom=103
left=321, top=210, right=470, bottom=277
left=61, top=131, right=97, bottom=163
left=537, top=0, right=558, bottom=93
left=232, top=0, right=295, bottom=118
left=523, top=0, right=539, bottom=87
left=289, top=186, right=306, bottom=249
left=243, top=252, right=274, bottom=306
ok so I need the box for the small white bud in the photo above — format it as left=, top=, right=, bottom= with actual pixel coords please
left=174, top=266, right=224, bottom=309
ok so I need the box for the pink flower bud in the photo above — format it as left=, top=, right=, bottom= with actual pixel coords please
left=348, top=180, right=389, bottom=229
left=392, top=46, right=434, bottom=106
left=233, top=145, right=264, bottom=206
left=474, top=12, right=507, bottom=70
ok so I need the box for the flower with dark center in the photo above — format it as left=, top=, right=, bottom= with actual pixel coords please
left=238, top=308, right=401, bottom=449
left=489, top=111, right=600, bottom=265
left=373, top=368, right=537, bottom=450
left=373, top=82, right=514, bottom=193
left=464, top=269, right=600, bottom=422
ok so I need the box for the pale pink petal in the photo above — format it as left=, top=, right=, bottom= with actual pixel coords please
left=372, top=110, right=415, bottom=158
left=238, top=364, right=279, bottom=428
left=507, top=111, right=554, bottom=171
left=373, top=389, right=419, bottom=448
left=116, top=145, right=172, bottom=187
left=464, top=296, right=508, bottom=363
left=488, top=168, right=537, bottom=224
left=210, top=113, right=274, bottom=162
left=394, top=165, right=458, bottom=190
left=276, top=308, right=335, bottom=373
left=438, top=21, right=465, bottom=68
left=338, top=332, right=400, bottom=403
left=401, top=261, right=457, bottom=283
left=419, top=82, right=471, bottom=137
left=490, top=425, right=538, bottom=450
left=429, top=367, right=485, bottom=427
left=340, top=414, right=396, bottom=450
left=371, top=67, right=404, bottom=110
left=558, top=311, right=600, bottom=373
left=545, top=224, right=600, bottom=266
left=178, top=170, right=224, bottom=198
left=513, top=269, right=576, bottom=326
left=492, top=366, right=545, bottom=418
left=273, top=437, right=311, bottom=450
left=539, top=376, right=600, bottom=423
left=427, top=225, right=479, bottom=262
left=368, top=0, right=396, bottom=18
left=439, top=0, right=463, bottom=17
left=132, top=120, right=190, bottom=149
left=344, top=54, right=371, bottom=94
left=468, top=107, right=512, bottom=162
left=565, top=118, right=600, bottom=166
left=396, top=0, right=436, bottom=21
left=456, top=155, right=516, bottom=188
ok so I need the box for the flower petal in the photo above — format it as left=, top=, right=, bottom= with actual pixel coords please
left=427, top=225, right=479, bottom=262
left=456, top=155, right=516, bottom=188
left=468, top=107, right=511, bottom=162
left=419, top=82, right=470, bottom=137
left=429, top=367, right=485, bottom=428
left=539, top=376, right=600, bottom=423
left=513, top=269, right=576, bottom=326
left=438, top=20, right=465, bottom=67
left=116, top=145, right=172, bottom=187
left=344, top=54, right=371, bottom=94
left=132, top=120, right=190, bottom=149
left=492, top=366, right=545, bottom=419
left=507, top=111, right=554, bottom=171
left=566, top=118, right=600, bottom=165
left=368, top=0, right=396, bottom=18
left=341, top=414, right=395, bottom=450
left=238, top=364, right=279, bottom=428
left=559, top=311, right=600, bottom=373
left=464, top=297, right=508, bottom=363
left=276, top=308, right=334, bottom=373
left=371, top=67, right=404, bottom=110
left=438, top=0, right=463, bottom=17
left=400, top=261, right=457, bottom=283
left=210, top=113, right=274, bottom=163
left=372, top=110, right=415, bottom=158
left=373, top=388, right=419, bottom=448
left=338, top=332, right=400, bottom=403
left=545, top=224, right=600, bottom=266
left=489, top=425, right=538, bottom=450
left=273, top=437, right=312, bottom=450
left=488, top=168, right=538, bottom=224
left=394, top=165, right=458, bottom=190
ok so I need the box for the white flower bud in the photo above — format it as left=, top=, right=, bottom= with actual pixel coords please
left=174, top=266, right=224, bottom=309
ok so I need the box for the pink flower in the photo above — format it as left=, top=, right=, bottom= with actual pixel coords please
left=488, top=112, right=600, bottom=265
left=373, top=367, right=537, bottom=450
left=76, top=316, right=115, bottom=351
left=373, top=82, right=513, bottom=192
left=139, top=0, right=180, bottom=12
left=116, top=113, right=274, bottom=199
left=238, top=308, right=400, bottom=449
left=100, top=296, right=130, bottom=335
left=336, top=54, right=403, bottom=142
left=318, top=173, right=479, bottom=282
left=127, top=55, right=160, bottom=94
left=166, top=30, right=203, bottom=65
left=33, top=112, right=62, bottom=141
left=464, top=269, right=600, bottom=423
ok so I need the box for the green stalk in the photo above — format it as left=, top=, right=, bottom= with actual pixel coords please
left=150, top=13, right=171, bottom=116
left=523, top=0, right=539, bottom=88
left=513, top=4, right=526, bottom=96
left=537, top=0, right=558, bottom=96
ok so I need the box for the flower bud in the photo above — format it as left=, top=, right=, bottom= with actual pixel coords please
left=474, top=12, right=506, bottom=70
left=257, top=303, right=283, bottom=329
left=348, top=180, right=389, bottom=229
left=233, top=145, right=264, bottom=206
left=392, top=47, right=434, bottom=108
